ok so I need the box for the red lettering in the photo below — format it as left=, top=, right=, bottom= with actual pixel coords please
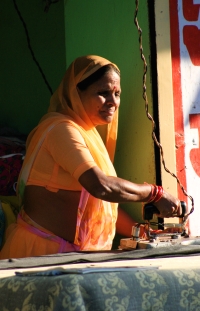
left=183, top=0, right=200, bottom=21
left=183, top=26, right=200, bottom=66
left=189, top=114, right=200, bottom=176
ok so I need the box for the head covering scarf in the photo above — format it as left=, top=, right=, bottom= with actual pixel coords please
left=17, top=55, right=120, bottom=250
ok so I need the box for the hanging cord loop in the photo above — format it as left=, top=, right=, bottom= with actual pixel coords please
left=13, top=0, right=53, bottom=95
left=134, top=0, right=194, bottom=223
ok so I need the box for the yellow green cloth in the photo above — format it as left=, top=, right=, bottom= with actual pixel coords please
left=0, top=196, right=19, bottom=247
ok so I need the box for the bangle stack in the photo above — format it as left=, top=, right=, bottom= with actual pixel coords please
left=145, top=183, right=164, bottom=203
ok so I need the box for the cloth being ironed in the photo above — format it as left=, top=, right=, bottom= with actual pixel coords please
left=0, top=55, right=119, bottom=259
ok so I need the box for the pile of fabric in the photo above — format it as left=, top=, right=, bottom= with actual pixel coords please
left=0, top=127, right=26, bottom=249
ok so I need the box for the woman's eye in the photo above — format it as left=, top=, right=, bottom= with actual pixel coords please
left=98, top=91, right=108, bottom=96
left=98, top=91, right=120, bottom=98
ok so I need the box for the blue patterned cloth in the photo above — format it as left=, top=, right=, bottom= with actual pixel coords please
left=1, top=266, right=200, bottom=310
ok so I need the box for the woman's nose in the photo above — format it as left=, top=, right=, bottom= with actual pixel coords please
left=107, top=94, right=120, bottom=106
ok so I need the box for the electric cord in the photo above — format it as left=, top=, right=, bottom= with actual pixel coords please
left=134, top=0, right=194, bottom=223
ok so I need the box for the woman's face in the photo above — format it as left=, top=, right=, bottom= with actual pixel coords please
left=78, top=70, right=121, bottom=126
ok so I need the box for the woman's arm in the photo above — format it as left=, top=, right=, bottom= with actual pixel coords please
left=78, top=166, right=181, bottom=218
left=79, top=166, right=152, bottom=203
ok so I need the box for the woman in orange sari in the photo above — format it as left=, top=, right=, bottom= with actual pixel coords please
left=0, top=55, right=181, bottom=259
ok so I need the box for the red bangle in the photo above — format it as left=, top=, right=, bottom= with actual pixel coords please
left=144, top=183, right=164, bottom=203
left=153, top=185, right=164, bottom=203
left=145, top=183, right=157, bottom=203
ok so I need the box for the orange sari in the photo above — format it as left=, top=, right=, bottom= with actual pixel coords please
left=1, top=55, right=119, bottom=258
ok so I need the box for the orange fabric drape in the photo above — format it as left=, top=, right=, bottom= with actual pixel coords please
left=17, top=55, right=120, bottom=251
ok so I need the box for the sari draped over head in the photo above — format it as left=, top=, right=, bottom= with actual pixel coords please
left=17, top=55, right=120, bottom=251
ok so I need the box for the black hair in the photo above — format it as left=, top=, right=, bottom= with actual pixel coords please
left=77, top=64, right=120, bottom=91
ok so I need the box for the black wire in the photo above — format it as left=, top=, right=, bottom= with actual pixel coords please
left=13, top=0, right=53, bottom=95
left=134, top=0, right=194, bottom=219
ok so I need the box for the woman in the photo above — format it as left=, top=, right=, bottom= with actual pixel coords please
left=0, top=55, right=181, bottom=259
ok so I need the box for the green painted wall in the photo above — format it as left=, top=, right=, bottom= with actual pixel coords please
left=64, top=0, right=156, bottom=224
left=0, top=0, right=66, bottom=135
left=1, top=0, right=156, bottom=227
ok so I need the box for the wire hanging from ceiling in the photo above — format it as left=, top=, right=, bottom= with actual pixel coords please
left=13, top=0, right=53, bottom=95
left=134, top=0, right=194, bottom=223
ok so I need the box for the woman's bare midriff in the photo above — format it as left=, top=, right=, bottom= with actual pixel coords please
left=23, top=185, right=81, bottom=243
